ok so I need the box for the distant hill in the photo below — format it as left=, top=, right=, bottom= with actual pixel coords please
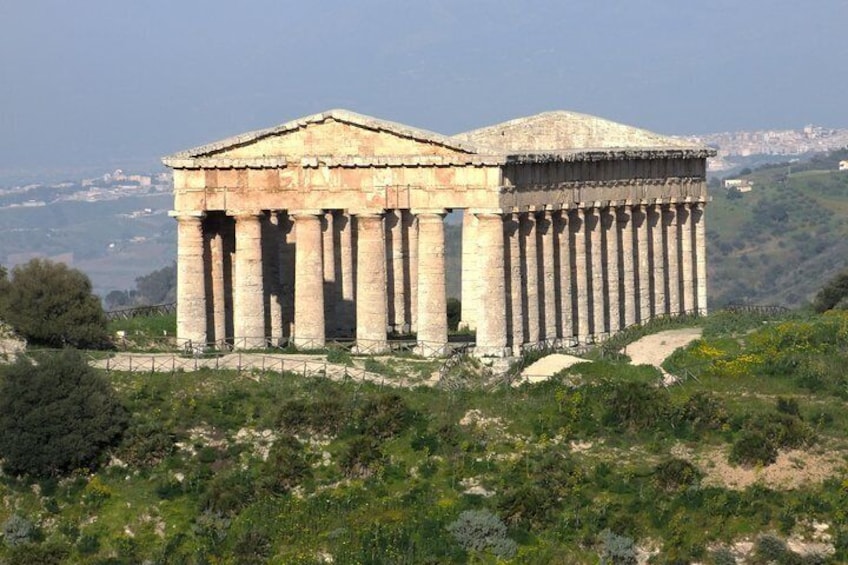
left=706, top=149, right=848, bottom=307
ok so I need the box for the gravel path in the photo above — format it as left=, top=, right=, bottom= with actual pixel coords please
left=623, top=327, right=703, bottom=367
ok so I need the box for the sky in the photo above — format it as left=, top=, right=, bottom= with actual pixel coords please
left=1, top=0, right=847, bottom=173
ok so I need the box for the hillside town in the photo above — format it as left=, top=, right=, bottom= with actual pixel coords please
left=679, top=125, right=848, bottom=171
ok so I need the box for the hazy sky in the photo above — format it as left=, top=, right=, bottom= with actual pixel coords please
left=1, top=0, right=846, bottom=172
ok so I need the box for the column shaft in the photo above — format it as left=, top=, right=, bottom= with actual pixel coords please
left=355, top=212, right=388, bottom=353
left=278, top=212, right=295, bottom=340
left=293, top=211, right=325, bottom=348
left=233, top=212, right=266, bottom=349
left=557, top=211, right=574, bottom=341
left=540, top=210, right=558, bottom=343
left=650, top=204, right=667, bottom=317
left=636, top=204, right=651, bottom=323
left=459, top=211, right=478, bottom=331
left=694, top=202, right=708, bottom=314
left=415, top=210, right=448, bottom=356
left=474, top=212, right=508, bottom=356
left=665, top=204, right=681, bottom=316
left=603, top=207, right=621, bottom=333
left=336, top=212, right=355, bottom=336
left=265, top=213, right=284, bottom=346
left=521, top=212, right=540, bottom=346
left=322, top=211, right=338, bottom=335
left=176, top=214, right=207, bottom=349
left=572, top=208, right=589, bottom=342
left=620, top=205, right=636, bottom=328
left=588, top=206, right=605, bottom=336
left=506, top=213, right=525, bottom=355
left=680, top=203, right=695, bottom=314
left=209, top=224, right=227, bottom=346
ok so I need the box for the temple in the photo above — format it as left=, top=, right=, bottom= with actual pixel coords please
left=163, top=109, right=714, bottom=356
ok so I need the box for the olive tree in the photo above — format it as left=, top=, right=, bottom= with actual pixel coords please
left=0, top=258, right=108, bottom=348
left=0, top=349, right=126, bottom=477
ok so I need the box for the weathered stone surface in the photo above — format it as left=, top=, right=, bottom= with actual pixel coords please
left=164, top=109, right=713, bottom=356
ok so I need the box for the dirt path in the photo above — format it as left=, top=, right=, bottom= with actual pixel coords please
left=624, top=327, right=703, bottom=368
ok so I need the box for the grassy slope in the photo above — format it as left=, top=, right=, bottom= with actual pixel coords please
left=2, top=311, right=848, bottom=563
left=707, top=164, right=848, bottom=308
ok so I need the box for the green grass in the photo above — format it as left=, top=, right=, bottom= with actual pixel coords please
left=3, top=311, right=848, bottom=562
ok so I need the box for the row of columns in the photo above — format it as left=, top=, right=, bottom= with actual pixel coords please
left=465, top=201, right=708, bottom=355
left=175, top=208, right=449, bottom=356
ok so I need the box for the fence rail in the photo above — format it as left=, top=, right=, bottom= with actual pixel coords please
left=105, top=302, right=176, bottom=321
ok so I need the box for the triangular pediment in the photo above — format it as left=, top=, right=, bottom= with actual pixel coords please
left=165, top=109, right=480, bottom=162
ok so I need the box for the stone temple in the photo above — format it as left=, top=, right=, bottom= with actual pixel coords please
left=163, top=109, right=715, bottom=357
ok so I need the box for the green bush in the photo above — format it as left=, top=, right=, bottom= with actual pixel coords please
left=356, top=393, right=414, bottom=439
left=277, top=398, right=346, bottom=436
left=653, top=458, right=701, bottom=492
left=0, top=350, right=127, bottom=477
left=260, top=435, right=312, bottom=494
left=4, top=541, right=69, bottom=565
left=116, top=420, right=176, bottom=467
left=730, top=430, right=779, bottom=467
left=603, top=381, right=670, bottom=433
left=339, top=435, right=385, bottom=479
left=0, top=258, right=109, bottom=349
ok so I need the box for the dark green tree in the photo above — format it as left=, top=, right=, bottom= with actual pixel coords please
left=134, top=262, right=176, bottom=305
left=0, top=350, right=127, bottom=477
left=0, top=259, right=108, bottom=348
left=812, top=268, right=848, bottom=312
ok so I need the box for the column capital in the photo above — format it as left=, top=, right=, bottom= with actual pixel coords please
left=410, top=208, right=447, bottom=217
left=289, top=208, right=325, bottom=218
left=469, top=207, right=505, bottom=217
left=228, top=209, right=264, bottom=221
left=349, top=208, right=385, bottom=217
left=168, top=210, right=205, bottom=220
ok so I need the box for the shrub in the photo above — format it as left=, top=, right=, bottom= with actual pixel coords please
left=598, top=529, right=637, bottom=565
left=277, top=398, right=346, bottom=436
left=4, top=541, right=69, bottom=565
left=260, top=435, right=312, bottom=494
left=754, top=533, right=789, bottom=562
left=730, top=430, right=779, bottom=467
left=447, top=297, right=462, bottom=331
left=2, top=514, right=36, bottom=547
left=116, top=420, right=176, bottom=467
left=0, top=258, right=109, bottom=348
left=447, top=509, right=517, bottom=559
left=711, top=547, right=737, bottom=565
left=356, top=393, right=414, bottom=439
left=678, top=392, right=728, bottom=433
left=339, top=435, right=385, bottom=478
left=653, top=458, right=701, bottom=492
left=603, top=381, right=669, bottom=432
left=0, top=350, right=127, bottom=477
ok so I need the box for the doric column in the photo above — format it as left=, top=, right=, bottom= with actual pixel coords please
left=602, top=206, right=620, bottom=333
left=636, top=204, right=651, bottom=323
left=385, top=209, right=409, bottom=333
left=292, top=210, right=325, bottom=349
left=505, top=213, right=525, bottom=355
left=208, top=221, right=227, bottom=347
left=233, top=211, right=266, bottom=349
left=664, top=203, right=681, bottom=316
left=650, top=203, right=667, bottom=317
left=336, top=211, right=355, bottom=336
left=473, top=210, right=508, bottom=357
left=414, top=209, right=448, bottom=356
left=409, top=213, right=419, bottom=333
left=572, top=208, right=589, bottom=343
left=459, top=211, right=478, bottom=331
left=693, top=201, right=708, bottom=315
left=278, top=212, right=295, bottom=340
left=588, top=206, right=605, bottom=337
left=557, top=210, right=574, bottom=342
left=521, top=212, right=540, bottom=347
left=679, top=203, right=695, bottom=314
left=620, top=205, right=636, bottom=328
left=263, top=212, right=284, bottom=346
left=322, top=211, right=338, bottom=335
left=174, top=212, right=207, bottom=349
left=354, top=211, right=388, bottom=353
left=539, top=210, right=558, bottom=344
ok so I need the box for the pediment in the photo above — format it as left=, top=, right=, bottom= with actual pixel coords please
left=165, top=109, right=480, bottom=164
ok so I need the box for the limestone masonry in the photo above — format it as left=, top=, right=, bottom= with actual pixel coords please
left=163, top=109, right=715, bottom=357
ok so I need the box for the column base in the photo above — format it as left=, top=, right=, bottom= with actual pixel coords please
left=292, top=336, right=326, bottom=350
